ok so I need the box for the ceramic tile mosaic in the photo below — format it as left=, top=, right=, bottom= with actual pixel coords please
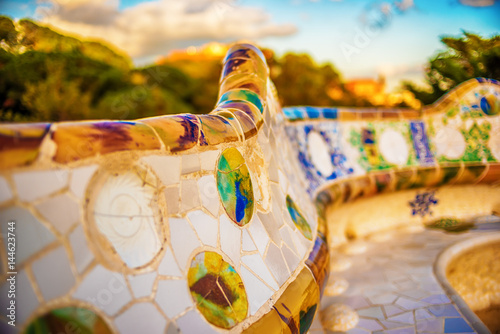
left=0, top=43, right=499, bottom=334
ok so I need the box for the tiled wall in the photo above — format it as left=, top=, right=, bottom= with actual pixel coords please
left=0, top=42, right=499, bottom=334
left=283, top=78, right=500, bottom=218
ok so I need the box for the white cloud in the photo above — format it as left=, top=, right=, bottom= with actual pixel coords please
left=35, top=0, right=297, bottom=60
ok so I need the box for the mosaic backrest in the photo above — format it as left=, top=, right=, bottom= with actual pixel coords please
left=283, top=78, right=500, bottom=231
left=0, top=42, right=499, bottom=334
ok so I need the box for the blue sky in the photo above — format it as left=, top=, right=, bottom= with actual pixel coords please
left=1, top=0, right=499, bottom=90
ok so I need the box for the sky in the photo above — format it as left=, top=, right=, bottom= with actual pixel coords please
left=0, top=0, right=499, bottom=91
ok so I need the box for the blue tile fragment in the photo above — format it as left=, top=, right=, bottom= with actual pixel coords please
left=444, top=318, right=473, bottom=333
left=293, top=108, right=305, bottom=119
left=322, top=107, right=338, bottom=119
left=282, top=108, right=294, bottom=120
left=305, top=106, right=321, bottom=119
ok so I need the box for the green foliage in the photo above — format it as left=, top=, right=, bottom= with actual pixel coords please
left=271, top=53, right=335, bottom=106
left=0, top=16, right=17, bottom=48
left=22, top=62, right=93, bottom=121
left=95, top=86, right=194, bottom=120
left=405, top=32, right=500, bottom=105
left=158, top=59, right=222, bottom=114
left=0, top=17, right=217, bottom=121
left=266, top=50, right=371, bottom=107
left=18, top=18, right=131, bottom=70
left=0, top=16, right=373, bottom=122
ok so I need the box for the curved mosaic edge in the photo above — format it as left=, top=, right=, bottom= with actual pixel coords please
left=282, top=78, right=500, bottom=122
left=283, top=78, right=500, bottom=233
left=0, top=44, right=268, bottom=170
left=433, top=234, right=500, bottom=334
left=315, top=163, right=500, bottom=217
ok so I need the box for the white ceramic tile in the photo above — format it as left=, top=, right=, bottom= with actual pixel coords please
left=268, top=157, right=279, bottom=183
left=35, top=194, right=79, bottom=234
left=164, top=186, right=179, bottom=215
left=378, top=129, right=410, bottom=165
left=166, top=322, right=181, bottom=334
left=14, top=169, right=68, bottom=202
left=414, top=308, right=433, bottom=320
left=395, top=297, right=429, bottom=310
left=389, top=311, right=414, bottom=324
left=156, top=279, right=193, bottom=318
left=176, top=309, right=219, bottom=334
left=180, top=180, right=201, bottom=212
left=357, top=306, right=385, bottom=320
left=141, top=155, right=181, bottom=186
left=240, top=266, right=274, bottom=315
left=70, top=165, right=97, bottom=199
left=32, top=246, right=75, bottom=301
left=93, top=170, right=162, bottom=269
left=0, top=176, right=12, bottom=203
left=200, top=150, right=220, bottom=171
left=357, top=318, right=383, bottom=331
left=289, top=227, right=309, bottom=259
left=281, top=245, right=300, bottom=273
left=434, top=126, right=467, bottom=160
left=278, top=170, right=288, bottom=194
left=181, top=154, right=201, bottom=174
left=242, top=229, right=257, bottom=252
left=187, top=210, right=218, bottom=247
left=271, top=183, right=286, bottom=211
left=0, top=206, right=55, bottom=265
left=197, top=175, right=219, bottom=217
left=0, top=270, right=38, bottom=325
left=241, top=254, right=279, bottom=290
left=249, top=164, right=263, bottom=206
left=247, top=216, right=270, bottom=256
left=73, top=265, right=131, bottom=315
left=115, top=302, right=166, bottom=334
left=220, top=214, right=241, bottom=267
left=280, top=226, right=297, bottom=255
left=264, top=242, right=290, bottom=286
left=308, top=131, right=335, bottom=176
left=158, top=247, right=183, bottom=277
left=257, top=129, right=269, bottom=145
left=381, top=319, right=413, bottom=331
left=128, top=271, right=157, bottom=298
left=271, top=197, right=284, bottom=229
left=416, top=318, right=444, bottom=332
left=69, top=225, right=94, bottom=274
left=169, top=218, right=201, bottom=270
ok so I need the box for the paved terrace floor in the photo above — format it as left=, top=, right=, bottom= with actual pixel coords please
left=313, top=217, right=500, bottom=334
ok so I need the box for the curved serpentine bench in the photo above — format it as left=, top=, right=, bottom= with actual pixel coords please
left=0, top=43, right=499, bottom=333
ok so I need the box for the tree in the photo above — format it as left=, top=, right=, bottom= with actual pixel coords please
left=22, top=62, right=93, bottom=121
left=270, top=53, right=339, bottom=106
left=405, top=32, right=500, bottom=105
left=0, top=16, right=17, bottom=49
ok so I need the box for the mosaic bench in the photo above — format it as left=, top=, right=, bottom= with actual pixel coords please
left=0, top=43, right=499, bottom=334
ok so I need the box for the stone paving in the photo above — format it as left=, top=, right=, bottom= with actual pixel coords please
left=318, top=217, right=500, bottom=334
